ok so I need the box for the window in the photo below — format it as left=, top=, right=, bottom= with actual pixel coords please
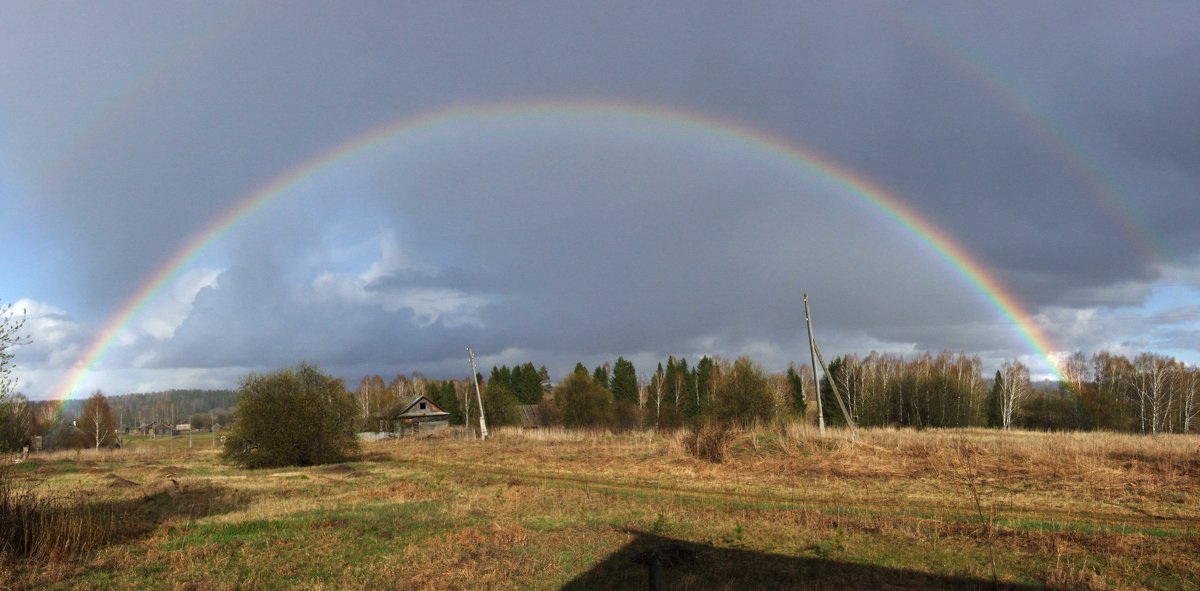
left=419, top=402, right=426, bottom=410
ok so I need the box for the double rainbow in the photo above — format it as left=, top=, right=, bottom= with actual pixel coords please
left=52, top=100, right=1062, bottom=401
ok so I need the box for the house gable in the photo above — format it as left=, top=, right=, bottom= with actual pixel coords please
left=397, top=395, right=448, bottom=417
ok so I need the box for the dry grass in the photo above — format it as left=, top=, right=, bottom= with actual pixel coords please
left=1, top=426, right=1197, bottom=590
left=0, top=463, right=118, bottom=562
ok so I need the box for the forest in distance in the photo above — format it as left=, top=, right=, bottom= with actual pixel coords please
left=2, top=347, right=1197, bottom=455
left=370, top=349, right=1198, bottom=435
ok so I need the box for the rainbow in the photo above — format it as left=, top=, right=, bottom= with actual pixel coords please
left=882, top=7, right=1164, bottom=263
left=35, top=5, right=259, bottom=190
left=52, top=99, right=1063, bottom=400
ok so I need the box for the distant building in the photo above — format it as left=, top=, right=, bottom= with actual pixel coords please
left=138, top=422, right=176, bottom=437
left=383, top=395, right=451, bottom=436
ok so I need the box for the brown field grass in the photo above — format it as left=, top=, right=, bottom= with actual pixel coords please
left=2, top=426, right=1197, bottom=590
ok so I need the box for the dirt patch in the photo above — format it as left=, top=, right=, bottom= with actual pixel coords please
left=157, top=466, right=187, bottom=476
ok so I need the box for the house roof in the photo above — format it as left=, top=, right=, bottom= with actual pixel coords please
left=385, top=395, right=450, bottom=419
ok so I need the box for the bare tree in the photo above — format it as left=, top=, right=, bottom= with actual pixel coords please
left=79, top=390, right=117, bottom=450
left=1131, top=353, right=1174, bottom=433
left=1061, top=351, right=1089, bottom=396
left=997, top=360, right=1031, bottom=430
left=1179, top=366, right=1199, bottom=434
left=1, top=300, right=30, bottom=400
left=651, top=366, right=666, bottom=430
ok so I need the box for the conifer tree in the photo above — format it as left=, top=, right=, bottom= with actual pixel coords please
left=987, top=370, right=1004, bottom=428
left=610, top=357, right=639, bottom=404
left=786, top=363, right=808, bottom=416
left=696, top=356, right=715, bottom=412
left=517, top=362, right=544, bottom=404
left=593, top=364, right=610, bottom=390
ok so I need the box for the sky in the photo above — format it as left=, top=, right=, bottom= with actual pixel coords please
left=2, top=1, right=1198, bottom=400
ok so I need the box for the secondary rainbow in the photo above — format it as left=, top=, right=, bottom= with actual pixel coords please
left=52, top=99, right=1063, bottom=400
left=882, top=6, right=1163, bottom=263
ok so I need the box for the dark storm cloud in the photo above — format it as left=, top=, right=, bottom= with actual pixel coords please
left=3, top=1, right=1199, bottom=395
left=140, top=126, right=1003, bottom=374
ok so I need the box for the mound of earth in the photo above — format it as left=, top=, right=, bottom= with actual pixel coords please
left=104, top=473, right=139, bottom=487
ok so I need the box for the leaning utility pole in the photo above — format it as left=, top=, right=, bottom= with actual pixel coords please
left=811, top=339, right=858, bottom=439
left=804, top=293, right=826, bottom=436
left=804, top=293, right=858, bottom=439
left=462, top=378, right=471, bottom=441
left=467, top=345, right=488, bottom=440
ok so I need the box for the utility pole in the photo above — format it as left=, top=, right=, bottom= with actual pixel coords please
left=812, top=339, right=858, bottom=439
left=804, top=293, right=826, bottom=436
left=467, top=346, right=488, bottom=440
left=463, top=377, right=471, bottom=440
left=804, top=293, right=858, bottom=439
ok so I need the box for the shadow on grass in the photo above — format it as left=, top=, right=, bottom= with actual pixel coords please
left=560, top=529, right=1048, bottom=591
left=108, top=480, right=253, bottom=541
left=2, top=476, right=251, bottom=563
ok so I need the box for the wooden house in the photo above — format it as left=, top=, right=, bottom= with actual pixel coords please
left=138, top=422, right=176, bottom=437
left=384, top=395, right=451, bottom=436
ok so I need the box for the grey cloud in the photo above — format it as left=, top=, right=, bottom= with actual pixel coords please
left=3, top=2, right=1199, bottom=395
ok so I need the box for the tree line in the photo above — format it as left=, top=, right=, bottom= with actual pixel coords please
left=0, top=388, right=239, bottom=452
left=348, top=350, right=1199, bottom=435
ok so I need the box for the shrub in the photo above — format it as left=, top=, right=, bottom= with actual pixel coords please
left=535, top=397, right=561, bottom=427
left=612, top=400, right=643, bottom=431
left=553, top=372, right=613, bottom=428
left=711, top=356, right=778, bottom=426
left=683, top=416, right=736, bottom=463
left=222, top=363, right=360, bottom=468
left=482, top=382, right=522, bottom=427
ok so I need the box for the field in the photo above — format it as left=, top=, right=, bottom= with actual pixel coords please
left=2, top=426, right=1198, bottom=590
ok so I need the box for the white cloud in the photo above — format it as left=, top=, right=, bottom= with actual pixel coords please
left=362, top=232, right=437, bottom=284
left=11, top=298, right=89, bottom=370
left=309, top=234, right=488, bottom=328
left=133, top=268, right=221, bottom=340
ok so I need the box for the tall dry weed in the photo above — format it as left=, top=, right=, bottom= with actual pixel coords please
left=0, top=463, right=118, bottom=562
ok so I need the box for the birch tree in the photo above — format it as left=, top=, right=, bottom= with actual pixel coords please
left=79, top=390, right=117, bottom=449
left=1132, top=353, right=1173, bottom=433
left=997, top=360, right=1030, bottom=430
left=1179, top=366, right=1199, bottom=433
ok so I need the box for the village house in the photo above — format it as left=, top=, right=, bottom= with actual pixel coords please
left=382, top=395, right=450, bottom=436
left=138, top=422, right=177, bottom=437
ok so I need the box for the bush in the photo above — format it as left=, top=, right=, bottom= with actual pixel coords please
left=612, top=400, right=642, bottom=431
left=683, top=417, right=736, bottom=463
left=535, top=397, right=561, bottom=427
left=553, top=372, right=613, bottom=428
left=711, top=357, right=778, bottom=426
left=222, top=363, right=360, bottom=468
left=482, top=382, right=521, bottom=427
